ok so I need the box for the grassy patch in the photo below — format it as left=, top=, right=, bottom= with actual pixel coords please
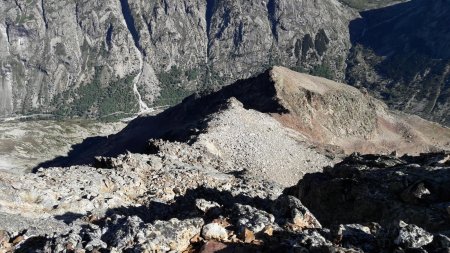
left=311, top=63, right=335, bottom=80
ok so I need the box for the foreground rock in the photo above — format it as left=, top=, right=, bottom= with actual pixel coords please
left=296, top=152, right=450, bottom=234
left=0, top=151, right=447, bottom=252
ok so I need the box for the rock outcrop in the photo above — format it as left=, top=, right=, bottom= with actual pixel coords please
left=1, top=147, right=450, bottom=252
left=296, top=152, right=450, bottom=233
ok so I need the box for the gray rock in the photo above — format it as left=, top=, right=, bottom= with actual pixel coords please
left=195, top=199, right=221, bottom=214
left=234, top=204, right=275, bottom=233
left=297, top=152, right=450, bottom=233
left=143, top=218, right=204, bottom=252
left=201, top=223, right=228, bottom=240
left=394, top=221, right=434, bottom=249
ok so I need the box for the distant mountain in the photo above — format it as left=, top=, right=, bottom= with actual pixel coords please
left=0, top=0, right=354, bottom=119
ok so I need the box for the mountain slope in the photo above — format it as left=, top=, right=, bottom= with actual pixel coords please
left=346, top=0, right=450, bottom=125
left=339, top=0, right=407, bottom=10
left=2, top=0, right=450, bottom=129
left=0, top=0, right=355, bottom=118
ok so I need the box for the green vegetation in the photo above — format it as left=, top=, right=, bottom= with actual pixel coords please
left=291, top=65, right=309, bottom=74
left=185, top=69, right=199, bottom=81
left=154, top=66, right=192, bottom=106
left=157, top=66, right=183, bottom=85
left=52, top=67, right=138, bottom=121
left=291, top=63, right=335, bottom=80
left=15, top=14, right=35, bottom=24
left=311, top=63, right=335, bottom=80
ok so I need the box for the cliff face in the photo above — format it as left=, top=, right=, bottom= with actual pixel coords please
left=0, top=0, right=355, bottom=118
left=0, top=0, right=157, bottom=119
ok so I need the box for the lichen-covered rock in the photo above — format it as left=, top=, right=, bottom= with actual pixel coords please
left=233, top=204, right=275, bottom=234
left=394, top=221, right=434, bottom=249
left=201, top=223, right=228, bottom=241
left=142, top=218, right=204, bottom=252
left=196, top=199, right=221, bottom=214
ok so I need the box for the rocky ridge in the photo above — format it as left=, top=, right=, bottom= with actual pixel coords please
left=40, top=66, right=449, bottom=170
left=0, top=66, right=449, bottom=252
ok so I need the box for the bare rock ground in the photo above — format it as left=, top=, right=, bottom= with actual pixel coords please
left=192, top=98, right=335, bottom=186
left=0, top=120, right=125, bottom=173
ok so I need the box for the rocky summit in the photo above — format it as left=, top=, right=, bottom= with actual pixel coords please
left=1, top=0, right=450, bottom=252
left=0, top=67, right=449, bottom=252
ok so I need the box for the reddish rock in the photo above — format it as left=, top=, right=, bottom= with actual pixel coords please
left=199, top=241, right=228, bottom=253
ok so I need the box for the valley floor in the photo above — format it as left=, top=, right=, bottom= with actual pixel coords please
left=0, top=119, right=125, bottom=173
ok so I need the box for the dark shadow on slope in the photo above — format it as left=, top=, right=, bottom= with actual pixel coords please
left=104, top=186, right=278, bottom=224
left=99, top=187, right=316, bottom=252
left=96, top=186, right=312, bottom=251
left=347, top=0, right=450, bottom=123
left=349, top=0, right=450, bottom=59
left=51, top=186, right=297, bottom=229
left=50, top=186, right=316, bottom=252
left=119, top=0, right=141, bottom=51
left=54, top=212, right=85, bottom=225
left=266, top=0, right=278, bottom=42
left=33, top=69, right=288, bottom=170
left=15, top=236, right=48, bottom=253
left=348, top=0, right=450, bottom=84
left=205, top=0, right=217, bottom=37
